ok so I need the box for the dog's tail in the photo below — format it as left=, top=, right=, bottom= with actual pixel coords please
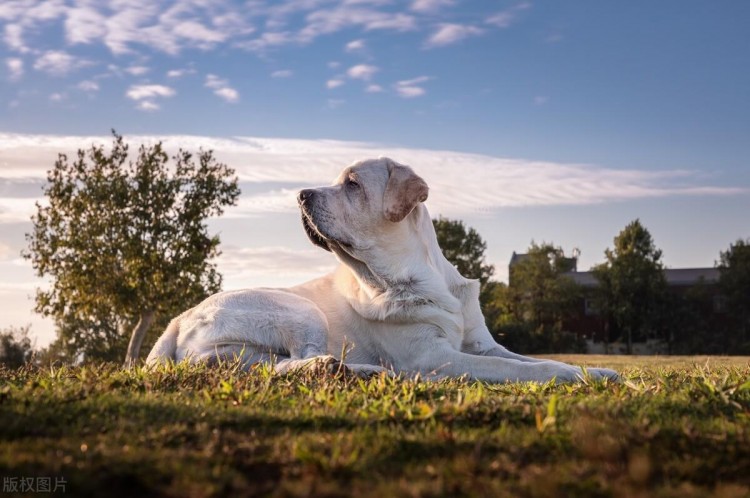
left=145, top=317, right=180, bottom=366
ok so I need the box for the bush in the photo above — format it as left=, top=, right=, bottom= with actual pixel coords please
left=0, top=325, right=34, bottom=368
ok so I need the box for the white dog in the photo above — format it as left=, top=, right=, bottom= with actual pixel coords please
left=146, top=158, right=618, bottom=383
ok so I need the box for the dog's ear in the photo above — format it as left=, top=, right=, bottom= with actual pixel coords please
left=382, top=159, right=429, bottom=223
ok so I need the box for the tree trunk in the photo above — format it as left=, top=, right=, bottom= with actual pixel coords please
left=124, top=310, right=156, bottom=367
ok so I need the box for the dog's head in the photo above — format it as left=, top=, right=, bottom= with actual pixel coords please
left=298, top=158, right=429, bottom=284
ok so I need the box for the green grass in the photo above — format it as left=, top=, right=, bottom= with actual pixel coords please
left=1, top=356, right=749, bottom=497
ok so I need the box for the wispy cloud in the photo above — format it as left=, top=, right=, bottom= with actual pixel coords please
left=33, top=50, right=90, bottom=76
left=125, top=84, right=175, bottom=111
left=125, top=84, right=176, bottom=100
left=486, top=2, right=532, bottom=28
left=345, top=38, right=366, bottom=53
left=3, top=24, right=28, bottom=52
left=1, top=133, right=742, bottom=222
left=136, top=100, right=160, bottom=112
left=124, top=65, right=149, bottom=76
left=205, top=74, right=240, bottom=103
left=271, top=69, right=293, bottom=78
left=298, top=7, right=416, bottom=44
left=77, top=80, right=99, bottom=92
left=217, top=245, right=336, bottom=283
left=347, top=64, right=378, bottom=81
left=327, top=78, right=345, bottom=89
left=394, top=76, right=432, bottom=98
left=424, top=23, right=484, bottom=48
left=410, top=0, right=455, bottom=13
left=166, top=67, right=196, bottom=78
left=5, top=57, right=23, bottom=80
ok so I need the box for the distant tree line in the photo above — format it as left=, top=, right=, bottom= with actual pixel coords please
left=432, top=218, right=750, bottom=356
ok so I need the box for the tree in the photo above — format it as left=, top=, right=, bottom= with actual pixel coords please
left=25, top=132, right=240, bottom=365
left=0, top=325, right=34, bottom=368
left=432, top=216, right=495, bottom=296
left=718, top=238, right=750, bottom=352
left=489, top=242, right=584, bottom=353
left=592, top=219, right=668, bottom=354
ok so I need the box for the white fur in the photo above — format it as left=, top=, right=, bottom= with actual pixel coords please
left=146, top=158, right=618, bottom=383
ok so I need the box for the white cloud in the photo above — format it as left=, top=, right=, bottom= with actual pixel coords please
left=3, top=24, right=28, bottom=52
left=33, top=50, right=90, bottom=76
left=395, top=86, right=424, bottom=98
left=424, top=23, right=484, bottom=48
left=205, top=74, right=226, bottom=89
left=205, top=74, right=239, bottom=103
left=411, top=0, right=454, bottom=13
left=238, top=31, right=292, bottom=53
left=0, top=132, right=745, bottom=221
left=217, top=245, right=336, bottom=283
left=215, top=87, right=239, bottom=103
left=271, top=69, right=293, bottom=78
left=172, top=20, right=227, bottom=46
left=167, top=68, right=196, bottom=78
left=0, top=0, right=531, bottom=65
left=125, top=65, right=149, bottom=76
left=49, top=92, right=65, bottom=102
left=486, top=2, right=532, bottom=28
left=328, top=61, right=341, bottom=69
left=125, top=84, right=176, bottom=101
left=366, top=84, right=383, bottom=93
left=394, top=76, right=431, bottom=98
left=65, top=5, right=107, bottom=45
left=534, top=95, right=549, bottom=106
left=5, top=58, right=23, bottom=80
left=347, top=63, right=378, bottom=81
left=345, top=38, right=365, bottom=53
left=136, top=100, right=160, bottom=112
left=77, top=80, right=99, bottom=92
left=298, top=8, right=416, bottom=44
left=327, top=78, right=345, bottom=89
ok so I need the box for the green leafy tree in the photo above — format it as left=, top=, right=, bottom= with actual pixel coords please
left=489, top=242, right=583, bottom=353
left=592, top=219, right=668, bottom=354
left=432, top=216, right=495, bottom=296
left=25, top=132, right=240, bottom=365
left=0, top=325, right=34, bottom=368
left=718, top=238, right=750, bottom=352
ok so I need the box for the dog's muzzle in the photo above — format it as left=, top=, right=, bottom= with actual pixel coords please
left=298, top=189, right=332, bottom=252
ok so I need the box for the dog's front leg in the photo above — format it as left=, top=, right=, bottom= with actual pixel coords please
left=461, top=326, right=619, bottom=381
left=410, top=343, right=610, bottom=383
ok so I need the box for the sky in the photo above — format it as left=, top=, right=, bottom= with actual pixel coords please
left=0, top=0, right=749, bottom=347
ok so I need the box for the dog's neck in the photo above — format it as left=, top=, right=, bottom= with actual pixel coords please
left=334, top=204, right=472, bottom=336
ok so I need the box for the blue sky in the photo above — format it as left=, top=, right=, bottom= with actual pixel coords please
left=1, top=1, right=749, bottom=345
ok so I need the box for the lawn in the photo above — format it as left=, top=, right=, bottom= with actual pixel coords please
left=1, top=355, right=749, bottom=497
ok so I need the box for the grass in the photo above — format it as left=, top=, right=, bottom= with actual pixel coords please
left=1, top=355, right=749, bottom=497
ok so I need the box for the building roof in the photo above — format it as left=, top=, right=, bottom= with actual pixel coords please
left=563, top=267, right=720, bottom=288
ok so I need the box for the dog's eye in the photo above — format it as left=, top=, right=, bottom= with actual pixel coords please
left=346, top=178, right=360, bottom=189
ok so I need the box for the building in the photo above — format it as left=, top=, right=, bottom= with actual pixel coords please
left=508, top=253, right=728, bottom=354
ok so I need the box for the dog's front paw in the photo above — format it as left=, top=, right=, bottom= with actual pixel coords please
left=586, top=367, right=620, bottom=382
left=345, top=363, right=394, bottom=379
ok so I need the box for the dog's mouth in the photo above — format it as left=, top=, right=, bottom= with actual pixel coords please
left=301, top=211, right=332, bottom=252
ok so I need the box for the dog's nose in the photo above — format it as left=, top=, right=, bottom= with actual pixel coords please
left=298, top=189, right=315, bottom=204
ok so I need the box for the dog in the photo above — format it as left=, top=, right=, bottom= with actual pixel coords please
left=146, top=157, right=618, bottom=383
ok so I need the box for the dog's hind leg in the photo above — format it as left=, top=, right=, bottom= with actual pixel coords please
left=271, top=301, right=388, bottom=378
